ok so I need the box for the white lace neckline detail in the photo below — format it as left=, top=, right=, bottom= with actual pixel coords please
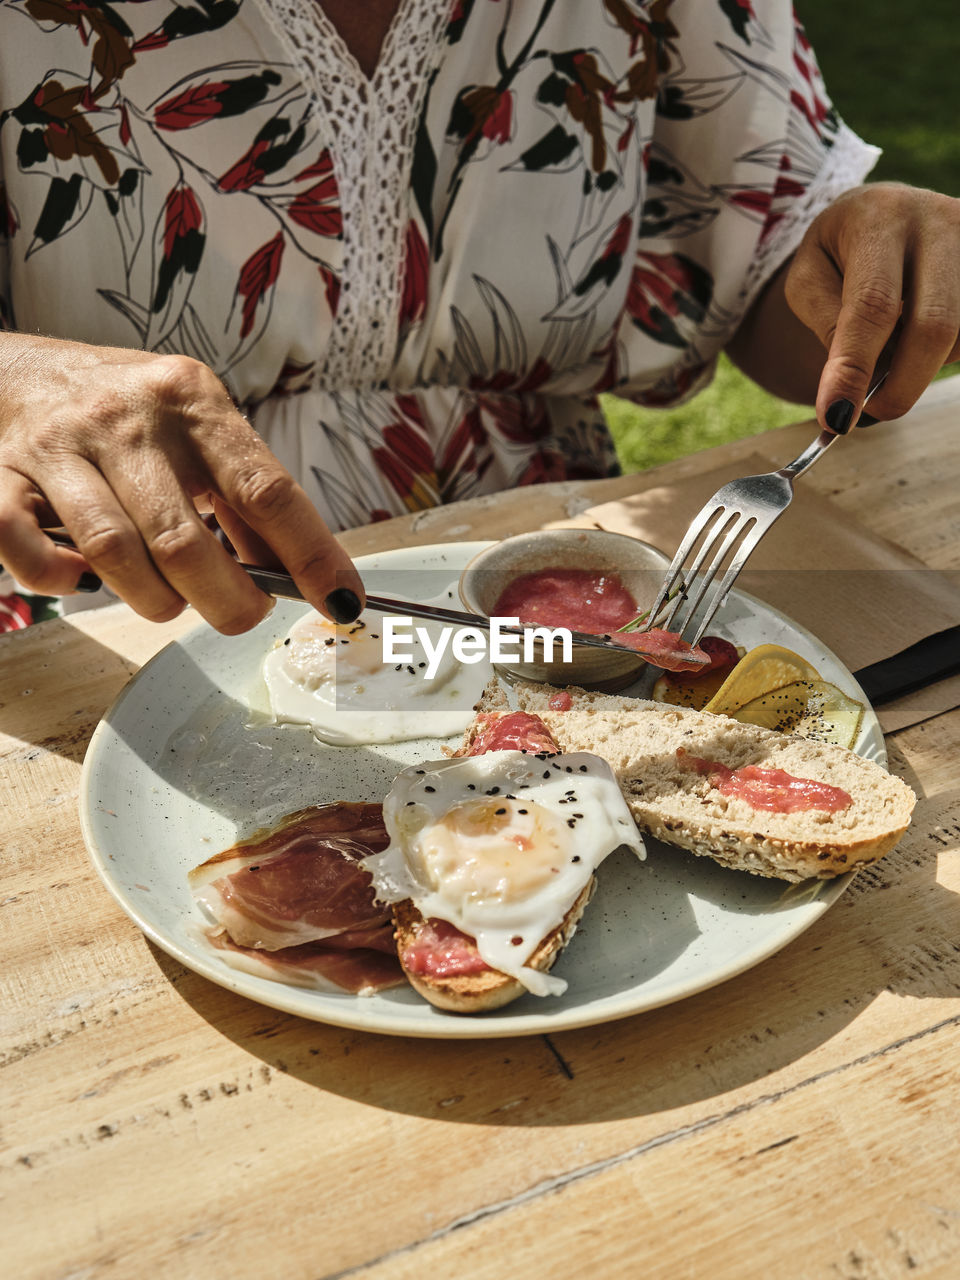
left=255, top=0, right=450, bottom=389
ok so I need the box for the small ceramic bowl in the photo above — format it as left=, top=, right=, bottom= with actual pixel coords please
left=458, top=528, right=670, bottom=691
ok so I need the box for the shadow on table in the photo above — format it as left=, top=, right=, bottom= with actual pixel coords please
left=152, top=775, right=960, bottom=1129
left=0, top=617, right=144, bottom=764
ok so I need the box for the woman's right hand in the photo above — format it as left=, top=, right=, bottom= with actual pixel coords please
left=0, top=334, right=364, bottom=633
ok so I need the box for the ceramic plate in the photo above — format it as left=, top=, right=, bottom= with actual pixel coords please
left=80, top=541, right=884, bottom=1039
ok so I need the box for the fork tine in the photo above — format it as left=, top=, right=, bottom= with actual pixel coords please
left=665, top=510, right=757, bottom=637
left=687, top=511, right=783, bottom=645
left=648, top=506, right=736, bottom=628
left=659, top=509, right=739, bottom=631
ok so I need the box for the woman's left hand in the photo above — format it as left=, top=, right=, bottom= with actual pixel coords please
left=785, top=182, right=960, bottom=433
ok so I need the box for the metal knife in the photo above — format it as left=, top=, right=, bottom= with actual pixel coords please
left=44, top=531, right=705, bottom=665
left=234, top=563, right=708, bottom=663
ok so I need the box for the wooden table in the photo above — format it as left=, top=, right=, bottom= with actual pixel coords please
left=3, top=380, right=959, bottom=1280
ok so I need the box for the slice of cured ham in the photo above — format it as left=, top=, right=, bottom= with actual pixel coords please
left=610, top=627, right=710, bottom=672
left=206, top=929, right=405, bottom=994
left=190, top=802, right=391, bottom=950
left=191, top=802, right=407, bottom=994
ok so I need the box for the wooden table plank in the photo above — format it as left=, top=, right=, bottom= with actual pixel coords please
left=3, top=706, right=958, bottom=1277
left=2, top=378, right=959, bottom=1280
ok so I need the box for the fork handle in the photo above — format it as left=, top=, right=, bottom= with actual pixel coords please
left=775, top=428, right=838, bottom=480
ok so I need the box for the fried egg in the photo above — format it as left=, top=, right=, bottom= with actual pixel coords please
left=363, top=751, right=646, bottom=996
left=262, top=602, right=492, bottom=746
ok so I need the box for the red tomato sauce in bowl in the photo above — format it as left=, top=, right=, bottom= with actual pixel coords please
left=492, top=568, right=638, bottom=634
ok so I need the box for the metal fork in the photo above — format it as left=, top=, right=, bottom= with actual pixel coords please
left=640, top=430, right=840, bottom=646
left=639, top=348, right=898, bottom=646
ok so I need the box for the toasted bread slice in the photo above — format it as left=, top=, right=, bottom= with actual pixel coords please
left=392, top=879, right=596, bottom=1013
left=475, top=680, right=917, bottom=881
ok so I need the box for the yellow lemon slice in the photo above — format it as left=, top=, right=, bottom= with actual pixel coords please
left=730, top=679, right=864, bottom=748
left=702, top=644, right=821, bottom=717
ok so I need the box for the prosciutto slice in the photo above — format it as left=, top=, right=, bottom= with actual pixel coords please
left=610, top=627, right=710, bottom=672
left=206, top=929, right=405, bottom=994
left=189, top=803, right=391, bottom=951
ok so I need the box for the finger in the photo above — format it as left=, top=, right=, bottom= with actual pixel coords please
left=0, top=469, right=92, bottom=595
left=96, top=444, right=277, bottom=634
left=862, top=237, right=960, bottom=424
left=211, top=498, right=284, bottom=571
left=820, top=245, right=903, bottom=434
left=39, top=465, right=191, bottom=623
left=201, top=429, right=365, bottom=624
left=786, top=227, right=903, bottom=433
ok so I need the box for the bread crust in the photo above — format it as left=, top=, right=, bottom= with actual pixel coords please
left=498, top=680, right=916, bottom=881
left=392, top=879, right=596, bottom=1013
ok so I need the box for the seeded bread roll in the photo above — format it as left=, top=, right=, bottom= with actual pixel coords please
left=392, top=880, right=596, bottom=1013
left=475, top=680, right=915, bottom=881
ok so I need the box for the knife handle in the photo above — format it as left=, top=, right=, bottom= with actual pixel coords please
left=42, top=530, right=103, bottom=592
left=853, top=626, right=960, bottom=705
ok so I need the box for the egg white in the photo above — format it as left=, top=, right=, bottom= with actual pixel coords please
left=364, top=751, right=646, bottom=996
left=262, top=600, right=492, bottom=745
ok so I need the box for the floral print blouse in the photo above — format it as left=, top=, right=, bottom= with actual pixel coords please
left=0, top=0, right=878, bottom=529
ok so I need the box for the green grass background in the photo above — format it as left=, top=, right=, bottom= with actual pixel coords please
left=604, top=0, right=960, bottom=474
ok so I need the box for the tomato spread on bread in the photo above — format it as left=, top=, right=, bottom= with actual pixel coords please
left=676, top=748, right=852, bottom=813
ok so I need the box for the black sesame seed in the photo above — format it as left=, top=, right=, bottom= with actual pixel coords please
left=495, top=808, right=506, bottom=815
left=487, top=786, right=500, bottom=795
left=573, top=812, right=583, bottom=819
left=579, top=765, right=588, bottom=772
left=467, top=784, right=476, bottom=791
left=510, top=935, right=523, bottom=945
left=572, top=855, right=581, bottom=863
left=518, top=809, right=528, bottom=814
left=418, top=662, right=426, bottom=668
left=424, top=785, right=435, bottom=793
left=543, top=771, right=551, bottom=779
left=249, top=865, right=260, bottom=872
left=283, top=638, right=291, bottom=646
left=415, top=769, right=425, bottom=774
left=325, top=638, right=335, bottom=646
left=395, top=664, right=403, bottom=671
left=566, top=818, right=576, bottom=828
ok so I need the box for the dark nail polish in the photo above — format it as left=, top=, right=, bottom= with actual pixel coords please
left=75, top=572, right=103, bottom=594
left=856, top=412, right=878, bottom=429
left=825, top=399, right=855, bottom=435
left=324, top=587, right=362, bottom=624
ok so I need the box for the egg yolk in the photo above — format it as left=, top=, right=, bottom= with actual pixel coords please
left=410, top=799, right=569, bottom=904
left=284, top=619, right=384, bottom=686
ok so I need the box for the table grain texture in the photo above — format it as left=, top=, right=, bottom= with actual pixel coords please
left=2, top=380, right=959, bottom=1280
